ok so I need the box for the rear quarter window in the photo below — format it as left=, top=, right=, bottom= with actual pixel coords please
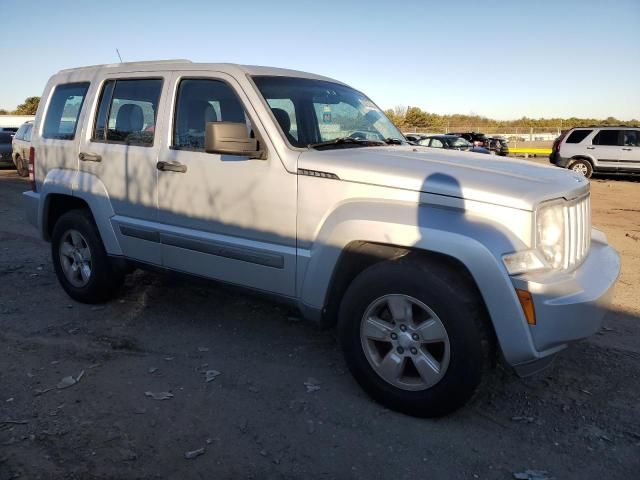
left=565, top=130, right=592, bottom=144
left=42, top=82, right=90, bottom=140
left=14, top=124, right=27, bottom=140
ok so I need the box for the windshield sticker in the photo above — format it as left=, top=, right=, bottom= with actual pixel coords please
left=323, top=105, right=332, bottom=123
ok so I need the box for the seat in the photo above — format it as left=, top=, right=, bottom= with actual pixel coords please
left=179, top=100, right=218, bottom=149
left=113, top=104, right=145, bottom=142
left=271, top=108, right=297, bottom=146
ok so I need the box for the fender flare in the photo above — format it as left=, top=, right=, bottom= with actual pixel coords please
left=39, top=169, right=122, bottom=255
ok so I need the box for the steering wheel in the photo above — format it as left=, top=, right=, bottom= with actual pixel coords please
left=349, top=131, right=368, bottom=140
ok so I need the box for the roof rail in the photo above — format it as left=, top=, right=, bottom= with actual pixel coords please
left=577, top=124, right=638, bottom=128
left=59, top=59, right=192, bottom=73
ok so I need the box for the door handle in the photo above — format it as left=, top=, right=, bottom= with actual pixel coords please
left=586, top=147, right=595, bottom=150
left=622, top=148, right=632, bottom=151
left=79, top=152, right=102, bottom=162
left=156, top=160, right=187, bottom=173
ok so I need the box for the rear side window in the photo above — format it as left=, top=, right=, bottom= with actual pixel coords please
left=43, top=82, right=89, bottom=140
left=92, top=78, right=162, bottom=146
left=565, top=129, right=592, bottom=144
left=173, top=79, right=250, bottom=150
left=14, top=124, right=27, bottom=140
left=592, top=130, right=622, bottom=146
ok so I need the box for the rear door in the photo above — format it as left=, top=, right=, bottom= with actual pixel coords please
left=620, top=129, right=640, bottom=171
left=590, top=129, right=624, bottom=171
left=76, top=73, right=171, bottom=265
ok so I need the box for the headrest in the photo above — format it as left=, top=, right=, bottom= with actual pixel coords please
left=271, top=108, right=291, bottom=134
left=115, top=104, right=144, bottom=132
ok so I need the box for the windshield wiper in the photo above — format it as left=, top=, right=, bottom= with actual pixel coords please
left=308, top=137, right=385, bottom=150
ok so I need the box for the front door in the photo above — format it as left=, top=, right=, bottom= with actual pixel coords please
left=156, top=72, right=297, bottom=296
left=620, top=129, right=640, bottom=171
left=77, top=73, right=171, bottom=265
left=590, top=129, right=624, bottom=171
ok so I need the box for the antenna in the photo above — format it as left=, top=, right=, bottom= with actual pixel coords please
left=116, top=48, right=123, bottom=63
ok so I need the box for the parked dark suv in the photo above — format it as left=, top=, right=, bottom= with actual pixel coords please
left=0, top=132, right=14, bottom=167
left=485, top=137, right=510, bottom=156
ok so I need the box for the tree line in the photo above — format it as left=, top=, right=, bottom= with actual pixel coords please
left=0, top=97, right=41, bottom=115
left=384, top=106, right=640, bottom=131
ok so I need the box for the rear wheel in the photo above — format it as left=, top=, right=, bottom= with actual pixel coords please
left=569, top=159, right=593, bottom=178
left=338, top=258, right=492, bottom=417
left=51, top=209, right=123, bottom=303
left=14, top=155, right=28, bottom=177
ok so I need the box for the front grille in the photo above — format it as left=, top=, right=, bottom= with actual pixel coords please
left=563, top=194, right=591, bottom=269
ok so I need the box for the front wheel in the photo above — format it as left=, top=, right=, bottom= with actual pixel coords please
left=569, top=159, right=593, bottom=178
left=51, top=209, right=123, bottom=303
left=338, top=258, right=491, bottom=417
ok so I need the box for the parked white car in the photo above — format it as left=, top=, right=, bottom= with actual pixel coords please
left=11, top=121, right=33, bottom=176
left=24, top=60, right=620, bottom=417
left=550, top=126, right=640, bottom=177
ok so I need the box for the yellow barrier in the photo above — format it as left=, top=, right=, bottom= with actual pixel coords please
left=509, top=147, right=552, bottom=155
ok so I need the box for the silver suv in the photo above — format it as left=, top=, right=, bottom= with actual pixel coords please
left=550, top=126, right=640, bottom=178
left=23, top=61, right=620, bottom=417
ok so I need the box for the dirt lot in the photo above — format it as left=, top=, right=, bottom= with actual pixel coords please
left=0, top=168, right=639, bottom=480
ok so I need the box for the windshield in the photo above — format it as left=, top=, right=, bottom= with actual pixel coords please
left=253, top=76, right=405, bottom=148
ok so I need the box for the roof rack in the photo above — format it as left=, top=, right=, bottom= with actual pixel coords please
left=59, top=59, right=192, bottom=73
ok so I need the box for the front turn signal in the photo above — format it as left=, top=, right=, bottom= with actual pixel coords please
left=516, top=288, right=536, bottom=325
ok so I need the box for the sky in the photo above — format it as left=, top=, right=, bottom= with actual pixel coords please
left=1, top=0, right=638, bottom=120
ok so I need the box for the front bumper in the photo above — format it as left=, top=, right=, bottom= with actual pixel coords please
left=509, top=230, right=620, bottom=375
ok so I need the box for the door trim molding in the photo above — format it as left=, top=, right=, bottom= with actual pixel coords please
left=117, top=222, right=285, bottom=269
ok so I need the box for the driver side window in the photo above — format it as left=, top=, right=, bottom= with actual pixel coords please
left=173, top=78, right=250, bottom=151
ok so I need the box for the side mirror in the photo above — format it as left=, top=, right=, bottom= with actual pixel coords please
left=204, top=122, right=264, bottom=159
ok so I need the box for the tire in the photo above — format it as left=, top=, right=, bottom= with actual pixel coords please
left=338, top=258, right=491, bottom=417
left=569, top=159, right=593, bottom=178
left=51, top=209, right=123, bottom=303
left=14, top=155, right=29, bottom=177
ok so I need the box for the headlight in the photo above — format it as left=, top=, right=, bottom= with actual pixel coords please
left=502, top=200, right=565, bottom=275
left=503, top=195, right=591, bottom=275
left=536, top=201, right=565, bottom=269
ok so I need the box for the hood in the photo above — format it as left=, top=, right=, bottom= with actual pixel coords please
left=298, top=145, right=589, bottom=210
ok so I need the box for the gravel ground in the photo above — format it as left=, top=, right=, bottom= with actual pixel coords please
left=0, top=168, right=639, bottom=480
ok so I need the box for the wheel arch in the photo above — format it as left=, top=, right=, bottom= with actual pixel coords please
left=298, top=215, right=539, bottom=366
left=322, top=241, right=485, bottom=327
left=39, top=169, right=122, bottom=255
